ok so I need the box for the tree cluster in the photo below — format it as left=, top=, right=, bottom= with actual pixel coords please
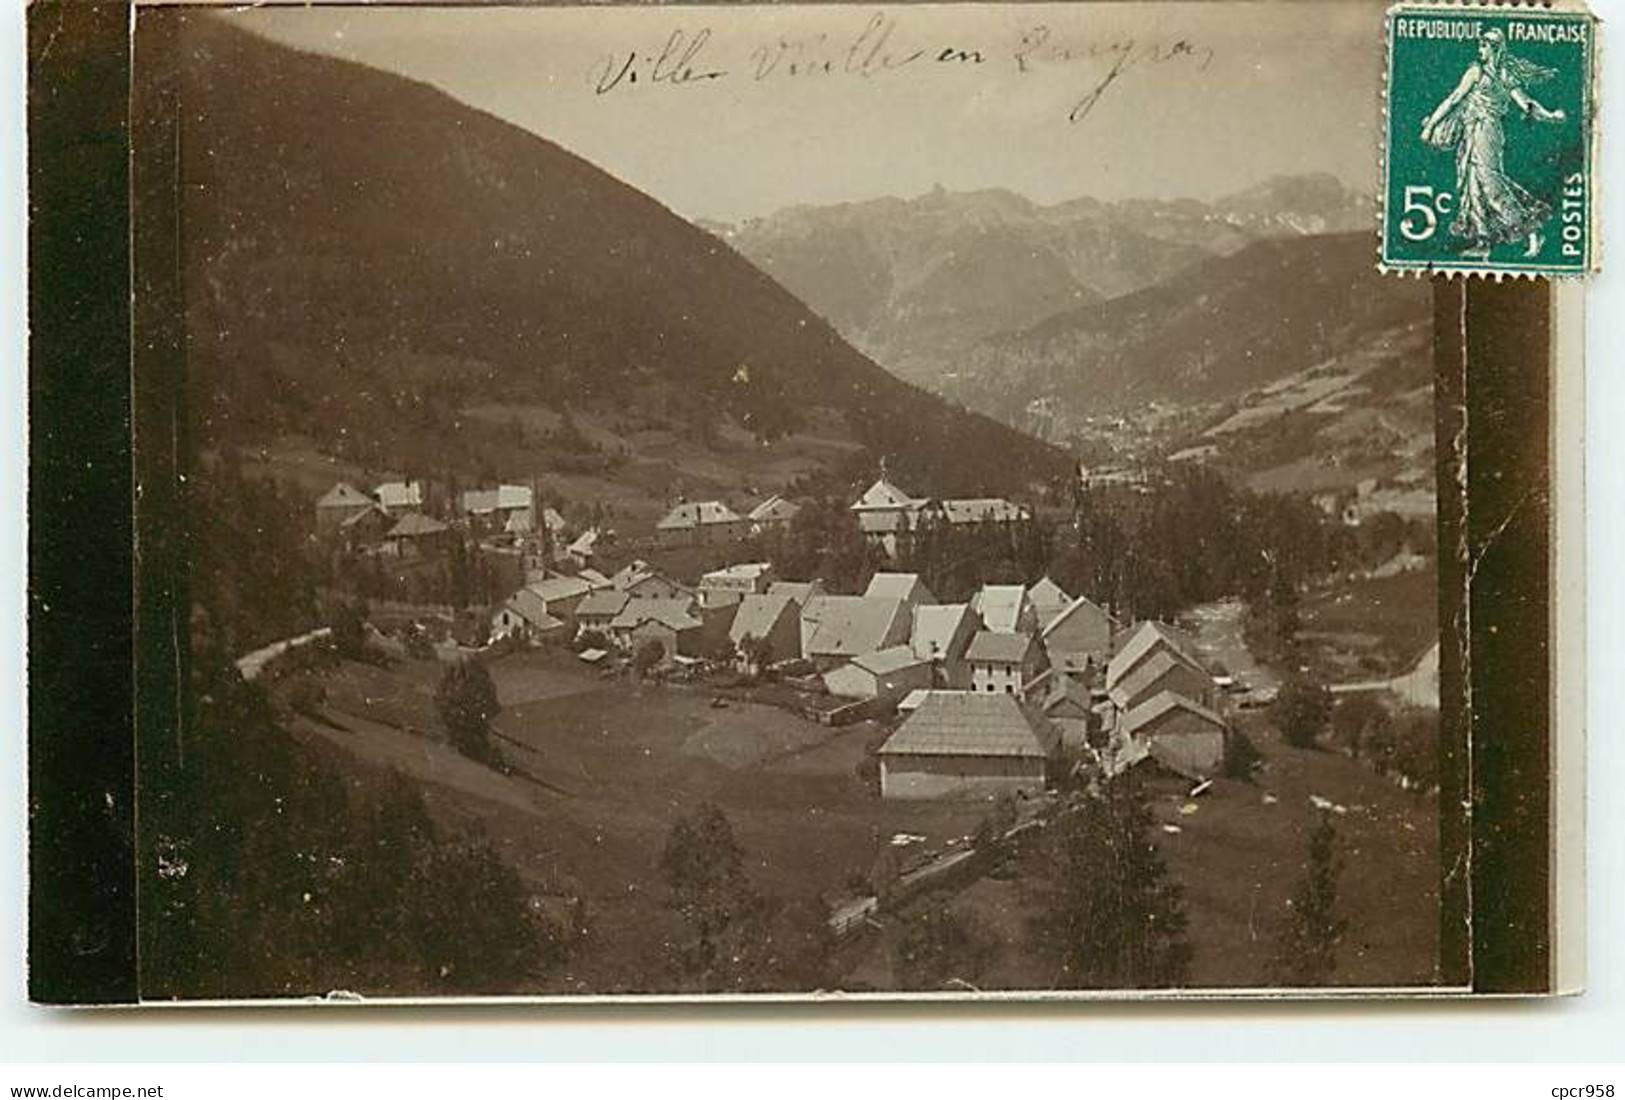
left=140, top=639, right=561, bottom=998
left=658, top=804, right=832, bottom=993
left=1028, top=780, right=1192, bottom=989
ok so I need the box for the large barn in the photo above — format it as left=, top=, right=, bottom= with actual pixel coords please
left=876, top=692, right=1057, bottom=800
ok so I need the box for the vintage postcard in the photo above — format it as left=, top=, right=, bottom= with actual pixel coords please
left=24, top=0, right=1584, bottom=1003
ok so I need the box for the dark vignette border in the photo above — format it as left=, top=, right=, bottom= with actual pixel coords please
left=26, top=0, right=138, bottom=1005
left=23, top=1, right=1554, bottom=1003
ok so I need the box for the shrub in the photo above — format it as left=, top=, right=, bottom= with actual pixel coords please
left=435, top=659, right=502, bottom=763
left=1274, top=678, right=1333, bottom=749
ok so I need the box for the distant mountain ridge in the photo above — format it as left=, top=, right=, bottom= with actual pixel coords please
left=162, top=14, right=1069, bottom=502
left=947, top=232, right=1429, bottom=434
left=705, top=175, right=1375, bottom=388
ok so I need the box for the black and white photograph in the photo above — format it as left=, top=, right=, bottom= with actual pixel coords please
left=111, top=0, right=1461, bottom=1002
left=26, top=0, right=1476, bottom=1004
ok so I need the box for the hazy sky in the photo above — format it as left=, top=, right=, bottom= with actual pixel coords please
left=231, top=2, right=1386, bottom=224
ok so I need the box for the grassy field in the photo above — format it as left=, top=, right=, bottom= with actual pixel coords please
left=862, top=707, right=1440, bottom=991
left=288, top=648, right=988, bottom=993
left=288, top=620, right=1438, bottom=993
left=1299, top=567, right=1439, bottom=681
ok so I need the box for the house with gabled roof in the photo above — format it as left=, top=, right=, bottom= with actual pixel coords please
left=609, top=560, right=689, bottom=601
left=1108, top=649, right=1217, bottom=713
left=574, top=589, right=631, bottom=638
left=630, top=607, right=707, bottom=663
left=316, top=481, right=375, bottom=534
left=491, top=588, right=567, bottom=645
left=863, top=571, right=936, bottom=610
left=748, top=494, right=801, bottom=533
left=966, top=630, right=1049, bottom=696
left=654, top=499, right=747, bottom=547
left=1029, top=668, right=1098, bottom=753
left=822, top=644, right=934, bottom=703
left=608, top=596, right=697, bottom=649
left=1120, top=690, right=1227, bottom=779
left=727, top=593, right=801, bottom=670
left=1026, top=576, right=1073, bottom=630
left=385, top=512, right=452, bottom=558
left=1041, top=595, right=1116, bottom=675
left=972, top=584, right=1038, bottom=636
left=800, top=595, right=911, bottom=664
left=339, top=503, right=393, bottom=549
left=528, top=574, right=593, bottom=625
left=1105, top=620, right=1208, bottom=698
left=876, top=692, right=1057, bottom=800
left=909, top=603, right=978, bottom=689
left=850, top=476, right=934, bottom=556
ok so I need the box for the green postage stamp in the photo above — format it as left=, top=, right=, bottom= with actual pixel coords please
left=1384, top=3, right=1597, bottom=276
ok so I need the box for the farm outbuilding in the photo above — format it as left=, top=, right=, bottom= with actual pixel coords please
left=822, top=644, right=934, bottom=703
left=1120, top=690, right=1227, bottom=779
left=876, top=692, right=1056, bottom=800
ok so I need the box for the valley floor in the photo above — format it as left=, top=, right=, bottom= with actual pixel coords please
left=281, top=596, right=1440, bottom=995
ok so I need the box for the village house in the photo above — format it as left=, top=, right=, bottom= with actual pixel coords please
left=727, top=593, right=802, bottom=671
left=563, top=528, right=600, bottom=569
left=939, top=497, right=1029, bottom=527
left=1029, top=669, right=1097, bottom=754
left=617, top=600, right=707, bottom=664
left=876, top=692, right=1057, bottom=800
left=1119, top=690, right=1228, bottom=779
left=863, top=571, right=937, bottom=611
left=491, top=588, right=567, bottom=645
left=529, top=574, right=593, bottom=626
left=1107, top=649, right=1218, bottom=713
left=822, top=645, right=934, bottom=704
left=609, top=560, right=690, bottom=601
left=462, top=484, right=533, bottom=534
left=748, top=494, right=801, bottom=535
left=577, top=566, right=615, bottom=590
left=965, top=630, right=1049, bottom=696
left=972, top=584, right=1039, bottom=635
left=849, top=476, right=933, bottom=556
left=384, top=512, right=453, bottom=558
left=700, top=562, right=775, bottom=608
left=1041, top=595, right=1116, bottom=676
left=909, top=602, right=978, bottom=689
left=1105, top=621, right=1211, bottom=703
left=315, top=481, right=376, bottom=535
left=373, top=480, right=424, bottom=513
left=606, top=596, right=701, bottom=649
left=654, top=500, right=748, bottom=547
left=1025, top=576, right=1073, bottom=631
left=799, top=594, right=911, bottom=665
left=338, top=504, right=394, bottom=550
left=573, top=589, right=631, bottom=639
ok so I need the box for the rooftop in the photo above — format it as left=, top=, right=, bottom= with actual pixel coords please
left=657, top=500, right=744, bottom=530
left=965, top=629, right=1039, bottom=665
left=879, top=692, right=1055, bottom=759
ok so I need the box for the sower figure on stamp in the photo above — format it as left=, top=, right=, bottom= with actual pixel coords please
left=1420, top=28, right=1566, bottom=260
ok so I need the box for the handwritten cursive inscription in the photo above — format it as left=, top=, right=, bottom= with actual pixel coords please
left=593, top=28, right=727, bottom=95
left=588, top=13, right=1212, bottom=125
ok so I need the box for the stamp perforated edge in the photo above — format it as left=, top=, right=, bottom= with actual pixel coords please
left=1377, top=0, right=1600, bottom=280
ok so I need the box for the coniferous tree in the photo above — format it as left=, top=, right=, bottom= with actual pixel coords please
left=1032, top=779, right=1192, bottom=989
left=1268, top=812, right=1348, bottom=986
left=435, top=659, right=502, bottom=762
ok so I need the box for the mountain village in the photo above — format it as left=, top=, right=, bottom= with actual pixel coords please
left=306, top=469, right=1245, bottom=806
